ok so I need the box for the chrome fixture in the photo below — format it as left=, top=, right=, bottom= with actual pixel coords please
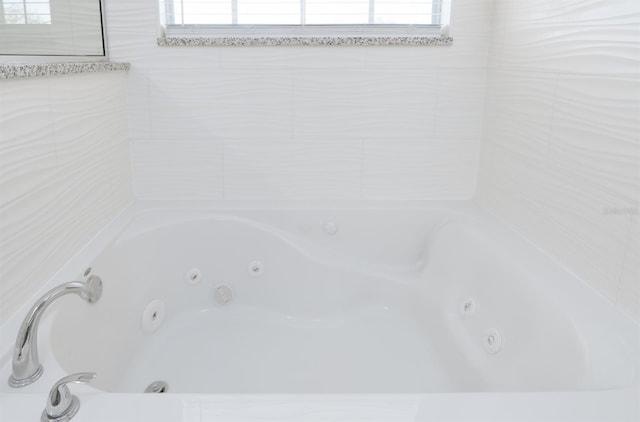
left=41, top=372, right=96, bottom=422
left=8, top=276, right=103, bottom=388
left=144, top=380, right=169, bottom=393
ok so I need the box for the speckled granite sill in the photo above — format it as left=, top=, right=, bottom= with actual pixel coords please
left=0, top=62, right=130, bottom=80
left=158, top=36, right=453, bottom=47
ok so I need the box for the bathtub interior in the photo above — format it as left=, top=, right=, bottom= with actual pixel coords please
left=43, top=207, right=638, bottom=395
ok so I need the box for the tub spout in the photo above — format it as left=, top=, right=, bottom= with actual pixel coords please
left=8, top=275, right=102, bottom=388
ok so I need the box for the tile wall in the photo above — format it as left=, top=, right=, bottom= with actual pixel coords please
left=0, top=72, right=133, bottom=323
left=106, top=0, right=494, bottom=200
left=478, top=0, right=640, bottom=320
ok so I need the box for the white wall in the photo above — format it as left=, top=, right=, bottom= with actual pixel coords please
left=106, top=0, right=494, bottom=200
left=478, top=0, right=640, bottom=320
left=0, top=72, right=133, bottom=323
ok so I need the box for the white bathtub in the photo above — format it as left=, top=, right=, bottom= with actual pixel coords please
left=1, top=201, right=638, bottom=421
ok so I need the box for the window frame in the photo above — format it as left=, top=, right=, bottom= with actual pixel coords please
left=159, top=0, right=452, bottom=43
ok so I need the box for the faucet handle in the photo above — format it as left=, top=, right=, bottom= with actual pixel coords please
left=42, top=372, right=96, bottom=422
left=81, top=275, right=103, bottom=303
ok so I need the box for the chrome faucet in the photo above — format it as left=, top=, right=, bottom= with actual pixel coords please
left=8, top=275, right=102, bottom=388
left=41, top=372, right=96, bottom=422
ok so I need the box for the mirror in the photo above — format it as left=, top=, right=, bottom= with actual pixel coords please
left=0, top=0, right=104, bottom=56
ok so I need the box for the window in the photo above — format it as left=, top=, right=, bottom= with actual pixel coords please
left=1, top=0, right=51, bottom=24
left=161, top=0, right=452, bottom=40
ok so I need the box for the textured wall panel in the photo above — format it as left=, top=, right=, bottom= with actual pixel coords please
left=220, top=46, right=366, bottom=69
left=132, top=140, right=223, bottom=199
left=125, top=69, right=152, bottom=140
left=479, top=0, right=640, bottom=321
left=490, top=0, right=640, bottom=75
left=149, top=68, right=294, bottom=141
left=434, top=68, right=488, bottom=140
left=363, top=140, right=479, bottom=199
left=550, top=75, right=640, bottom=204
left=0, top=72, right=133, bottom=323
left=618, top=219, right=640, bottom=319
left=480, top=142, right=634, bottom=303
left=224, top=141, right=362, bottom=199
left=0, top=78, right=57, bottom=207
left=106, top=0, right=494, bottom=200
left=292, top=68, right=437, bottom=141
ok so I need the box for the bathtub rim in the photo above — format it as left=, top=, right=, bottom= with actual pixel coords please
left=1, top=386, right=639, bottom=422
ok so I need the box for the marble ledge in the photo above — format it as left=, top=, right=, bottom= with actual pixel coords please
left=0, top=62, right=130, bottom=80
left=158, top=36, right=453, bottom=47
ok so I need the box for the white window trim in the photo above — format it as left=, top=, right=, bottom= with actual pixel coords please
left=158, top=0, right=453, bottom=46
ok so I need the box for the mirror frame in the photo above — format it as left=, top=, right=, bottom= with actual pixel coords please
left=0, top=0, right=108, bottom=62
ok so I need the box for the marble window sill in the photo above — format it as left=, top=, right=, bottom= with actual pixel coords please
left=0, top=62, right=130, bottom=80
left=158, top=36, right=453, bottom=47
